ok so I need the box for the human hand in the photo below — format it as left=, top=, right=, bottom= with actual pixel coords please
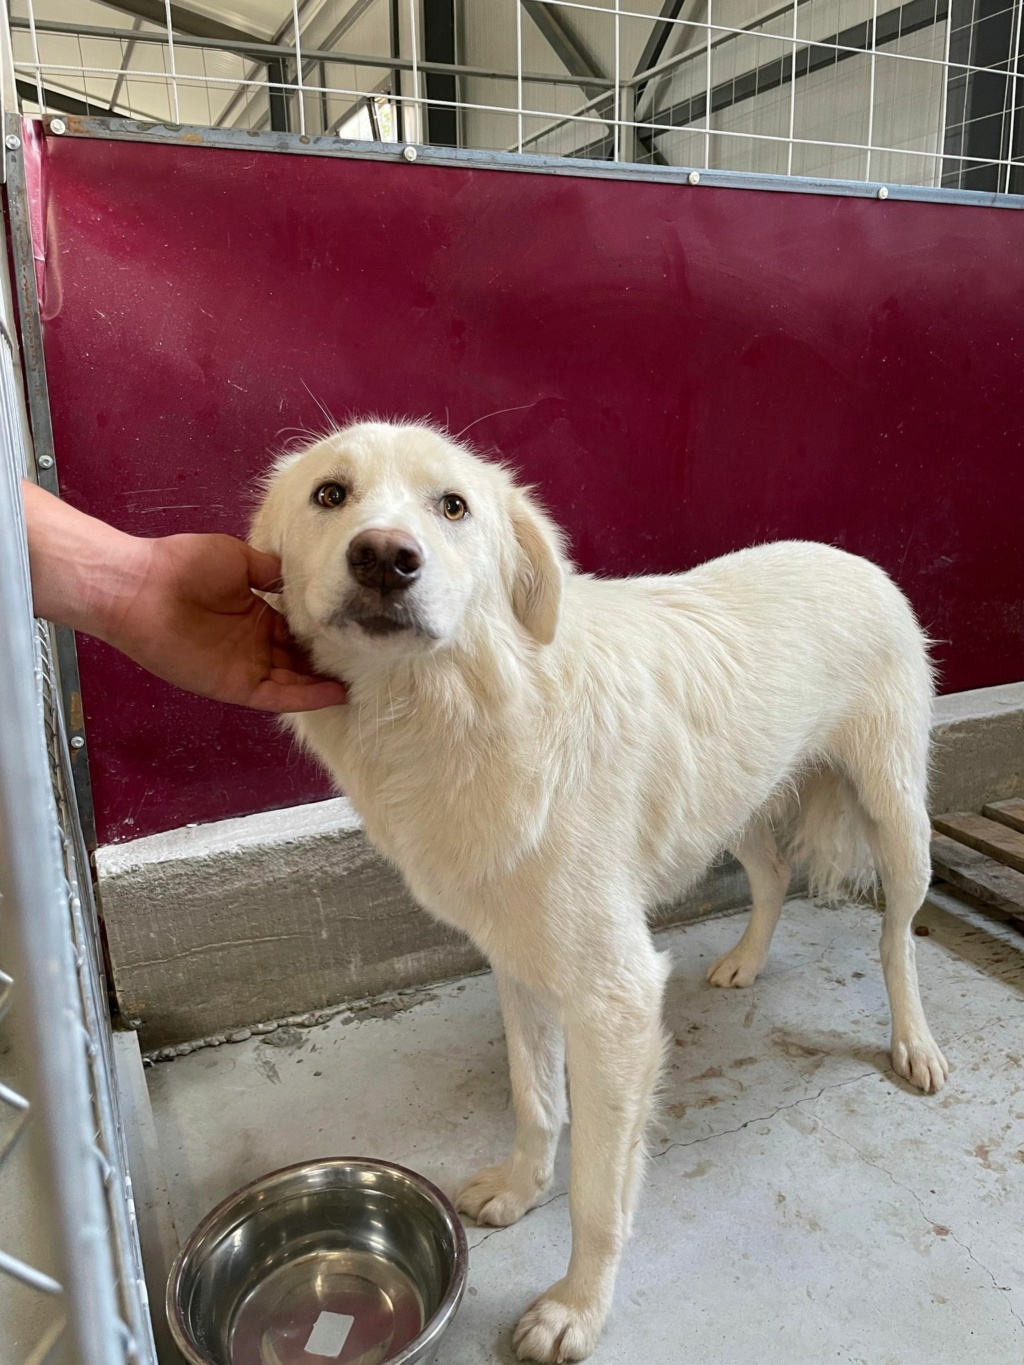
left=106, top=533, right=348, bottom=712
left=23, top=481, right=347, bottom=712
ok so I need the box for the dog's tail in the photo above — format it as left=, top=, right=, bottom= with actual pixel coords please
left=782, top=769, right=876, bottom=902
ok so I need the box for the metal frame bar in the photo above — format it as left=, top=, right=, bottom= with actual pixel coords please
left=8, top=17, right=615, bottom=92
left=945, top=0, right=1021, bottom=191
left=1011, top=2, right=1024, bottom=192
left=4, top=117, right=98, bottom=850
left=15, top=77, right=113, bottom=115
left=423, top=0, right=458, bottom=146
left=521, top=0, right=618, bottom=161
left=37, top=112, right=1024, bottom=208
left=214, top=0, right=377, bottom=132
left=109, top=15, right=143, bottom=113
left=391, top=0, right=405, bottom=141
left=0, top=245, right=152, bottom=1365
left=521, top=0, right=609, bottom=100
left=634, top=0, right=687, bottom=86
left=95, top=0, right=262, bottom=46
left=0, top=126, right=156, bottom=1356
left=50, top=640, right=156, bottom=1364
left=267, top=54, right=291, bottom=132
left=630, top=0, right=690, bottom=166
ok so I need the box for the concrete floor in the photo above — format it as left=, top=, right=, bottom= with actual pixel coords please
left=147, top=893, right=1024, bottom=1365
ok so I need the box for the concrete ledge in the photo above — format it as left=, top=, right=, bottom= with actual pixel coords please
left=97, top=799, right=484, bottom=1048
left=97, top=682, right=1024, bottom=1048
left=97, top=807, right=751, bottom=1048
left=930, top=681, right=1024, bottom=813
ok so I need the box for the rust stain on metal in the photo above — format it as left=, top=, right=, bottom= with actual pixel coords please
left=69, top=690, right=84, bottom=732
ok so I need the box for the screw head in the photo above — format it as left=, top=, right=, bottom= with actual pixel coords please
left=49, top=118, right=67, bottom=136
left=688, top=170, right=700, bottom=185
left=402, top=145, right=418, bottom=162
left=5, top=133, right=20, bottom=150
left=877, top=185, right=889, bottom=200
left=70, top=735, right=85, bottom=749
left=37, top=454, right=54, bottom=469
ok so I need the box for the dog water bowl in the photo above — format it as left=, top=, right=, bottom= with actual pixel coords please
left=167, top=1158, right=467, bottom=1365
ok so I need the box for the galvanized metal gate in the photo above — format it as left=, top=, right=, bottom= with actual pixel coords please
left=0, top=172, right=156, bottom=1365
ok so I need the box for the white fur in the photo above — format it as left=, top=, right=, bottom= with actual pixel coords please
left=252, top=421, right=948, bottom=1362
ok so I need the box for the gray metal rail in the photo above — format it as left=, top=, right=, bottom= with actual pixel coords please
left=0, top=261, right=155, bottom=1363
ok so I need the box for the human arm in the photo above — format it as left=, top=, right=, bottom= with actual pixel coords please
left=22, top=479, right=347, bottom=713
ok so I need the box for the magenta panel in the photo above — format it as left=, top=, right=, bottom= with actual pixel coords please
left=30, top=132, right=1024, bottom=844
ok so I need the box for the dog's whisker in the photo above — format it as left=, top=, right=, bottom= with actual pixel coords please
left=453, top=402, right=537, bottom=442
left=300, top=380, right=341, bottom=438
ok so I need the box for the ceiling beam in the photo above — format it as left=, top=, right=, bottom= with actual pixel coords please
left=15, top=79, right=113, bottom=115
left=632, top=0, right=694, bottom=164
left=634, top=0, right=687, bottom=80
left=213, top=0, right=376, bottom=130
left=94, top=0, right=262, bottom=46
left=110, top=15, right=143, bottom=112
left=520, top=0, right=607, bottom=101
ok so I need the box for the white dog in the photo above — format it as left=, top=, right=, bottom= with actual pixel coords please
left=252, top=421, right=947, bottom=1363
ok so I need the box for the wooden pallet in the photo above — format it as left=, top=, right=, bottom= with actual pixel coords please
left=931, top=799, right=1024, bottom=928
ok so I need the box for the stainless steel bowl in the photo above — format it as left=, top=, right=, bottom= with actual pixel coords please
left=167, top=1158, right=468, bottom=1365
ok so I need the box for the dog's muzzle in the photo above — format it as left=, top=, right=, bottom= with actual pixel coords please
left=347, top=528, right=422, bottom=594
left=336, top=528, right=435, bottom=638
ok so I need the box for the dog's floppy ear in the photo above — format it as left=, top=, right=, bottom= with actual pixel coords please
left=249, top=480, right=282, bottom=557
left=508, top=487, right=564, bottom=645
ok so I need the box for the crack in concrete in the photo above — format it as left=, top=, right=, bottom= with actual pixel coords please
left=467, top=1069, right=880, bottom=1252
left=469, top=1187, right=570, bottom=1250
left=818, top=933, right=842, bottom=963
left=649, top=1068, right=879, bottom=1162
left=466, top=1069, right=1024, bottom=1341
left=944, top=1016, right=1001, bottom=1052
left=367, top=906, right=1021, bottom=1330
left=735, top=931, right=845, bottom=982
left=812, top=1115, right=1024, bottom=1335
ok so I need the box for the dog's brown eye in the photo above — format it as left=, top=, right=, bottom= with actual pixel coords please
left=314, top=482, right=346, bottom=509
left=442, top=494, right=467, bottom=521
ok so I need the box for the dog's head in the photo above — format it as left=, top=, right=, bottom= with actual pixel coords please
left=252, top=421, right=566, bottom=664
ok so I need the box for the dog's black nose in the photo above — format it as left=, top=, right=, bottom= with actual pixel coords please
left=347, top=528, right=423, bottom=593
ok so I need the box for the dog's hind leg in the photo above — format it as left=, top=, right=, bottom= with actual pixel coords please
left=512, top=928, right=670, bottom=1363
left=456, top=969, right=566, bottom=1228
left=707, top=818, right=791, bottom=989
left=871, top=810, right=947, bottom=1092
left=838, top=716, right=948, bottom=1094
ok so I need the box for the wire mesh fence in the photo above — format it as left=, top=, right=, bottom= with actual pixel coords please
left=5, top=0, right=1024, bottom=195
left=0, top=286, right=155, bottom=1364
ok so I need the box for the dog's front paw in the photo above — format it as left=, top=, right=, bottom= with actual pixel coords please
left=891, top=1033, right=949, bottom=1093
left=456, top=1161, right=547, bottom=1227
left=513, top=1282, right=605, bottom=1362
left=706, top=944, right=765, bottom=989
